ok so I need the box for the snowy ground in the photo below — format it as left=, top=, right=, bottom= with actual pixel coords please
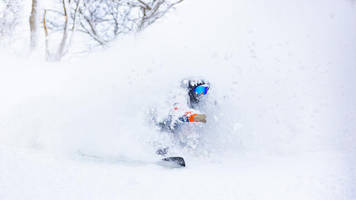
left=0, top=146, right=354, bottom=200
left=0, top=0, right=356, bottom=199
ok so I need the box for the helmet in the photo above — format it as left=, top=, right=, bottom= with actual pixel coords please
left=181, top=78, right=210, bottom=106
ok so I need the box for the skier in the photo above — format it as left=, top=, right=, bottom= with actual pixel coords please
left=156, top=79, right=210, bottom=156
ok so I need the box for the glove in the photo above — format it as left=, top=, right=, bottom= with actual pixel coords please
left=184, top=112, right=207, bottom=123
left=193, top=114, right=207, bottom=123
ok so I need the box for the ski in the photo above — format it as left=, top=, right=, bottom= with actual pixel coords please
left=161, top=156, right=186, bottom=168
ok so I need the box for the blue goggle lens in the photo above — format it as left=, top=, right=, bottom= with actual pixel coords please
left=194, top=85, right=209, bottom=95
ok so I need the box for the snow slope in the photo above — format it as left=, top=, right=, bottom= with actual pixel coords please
left=0, top=0, right=355, bottom=199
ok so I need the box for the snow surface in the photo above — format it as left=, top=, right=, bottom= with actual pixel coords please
left=1, top=0, right=356, bottom=199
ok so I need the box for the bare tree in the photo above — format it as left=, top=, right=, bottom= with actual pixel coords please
left=43, top=9, right=50, bottom=59
left=29, top=0, right=39, bottom=50
left=136, top=0, right=184, bottom=31
left=42, top=0, right=184, bottom=60
left=43, top=0, right=81, bottom=60
left=0, top=0, right=22, bottom=42
left=56, top=0, right=70, bottom=59
left=75, top=0, right=184, bottom=44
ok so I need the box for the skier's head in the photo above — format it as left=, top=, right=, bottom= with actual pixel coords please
left=181, top=79, right=210, bottom=105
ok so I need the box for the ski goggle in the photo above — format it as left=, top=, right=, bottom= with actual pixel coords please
left=194, top=85, right=209, bottom=95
